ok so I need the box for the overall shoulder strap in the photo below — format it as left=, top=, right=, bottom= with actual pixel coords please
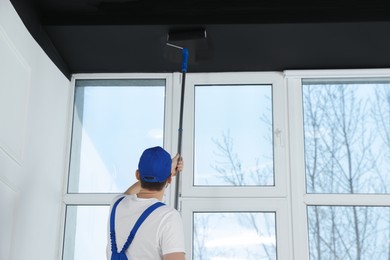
left=120, top=202, right=165, bottom=253
left=110, top=196, right=126, bottom=253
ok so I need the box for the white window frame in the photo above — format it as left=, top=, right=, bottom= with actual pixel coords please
left=180, top=72, right=289, bottom=198
left=178, top=72, right=293, bottom=260
left=286, top=69, right=390, bottom=260
left=181, top=197, right=293, bottom=260
left=60, top=69, right=390, bottom=260
left=60, top=72, right=179, bottom=259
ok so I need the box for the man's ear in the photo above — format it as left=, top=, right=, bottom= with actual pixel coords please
left=135, top=170, right=141, bottom=180
left=167, top=175, right=172, bottom=184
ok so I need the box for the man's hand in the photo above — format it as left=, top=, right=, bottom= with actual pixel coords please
left=171, top=154, right=183, bottom=177
left=164, top=252, right=185, bottom=260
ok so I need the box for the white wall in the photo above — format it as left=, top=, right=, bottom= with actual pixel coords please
left=0, top=0, right=70, bottom=259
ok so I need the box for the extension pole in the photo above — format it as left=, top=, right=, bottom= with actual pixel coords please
left=174, top=47, right=188, bottom=210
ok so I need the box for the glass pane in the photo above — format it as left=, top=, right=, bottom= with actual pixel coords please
left=308, top=206, right=390, bottom=260
left=194, top=85, right=273, bottom=186
left=63, top=205, right=109, bottom=260
left=193, top=212, right=277, bottom=259
left=303, top=79, right=390, bottom=193
left=69, top=79, right=165, bottom=193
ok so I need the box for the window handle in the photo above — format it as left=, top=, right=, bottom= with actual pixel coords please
left=274, top=128, right=284, bottom=147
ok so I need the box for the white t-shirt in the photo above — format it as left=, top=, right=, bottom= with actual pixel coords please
left=106, top=194, right=185, bottom=259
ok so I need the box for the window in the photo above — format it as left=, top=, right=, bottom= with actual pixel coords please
left=302, top=79, right=390, bottom=194
left=63, top=70, right=390, bottom=260
left=307, top=206, right=390, bottom=259
left=62, top=74, right=174, bottom=260
left=193, top=212, right=276, bottom=259
left=181, top=73, right=288, bottom=198
left=180, top=73, right=291, bottom=260
left=181, top=198, right=290, bottom=260
left=302, top=78, right=390, bottom=259
left=69, top=79, right=166, bottom=193
left=194, top=84, right=273, bottom=186
left=63, top=206, right=109, bottom=260
left=287, top=70, right=390, bottom=260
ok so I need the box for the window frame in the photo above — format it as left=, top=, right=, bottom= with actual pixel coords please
left=286, top=69, right=390, bottom=260
left=178, top=72, right=292, bottom=260
left=180, top=72, right=289, bottom=198
left=60, top=73, right=179, bottom=260
left=181, top=197, right=293, bottom=260
left=60, top=69, right=390, bottom=260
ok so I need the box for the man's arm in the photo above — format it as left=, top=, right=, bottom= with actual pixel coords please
left=163, top=252, right=185, bottom=260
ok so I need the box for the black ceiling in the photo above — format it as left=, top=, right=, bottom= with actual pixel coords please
left=9, top=0, right=390, bottom=79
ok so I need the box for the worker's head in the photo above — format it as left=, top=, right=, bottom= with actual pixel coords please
left=137, top=146, right=172, bottom=191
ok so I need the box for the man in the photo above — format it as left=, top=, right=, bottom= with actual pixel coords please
left=107, top=146, right=185, bottom=260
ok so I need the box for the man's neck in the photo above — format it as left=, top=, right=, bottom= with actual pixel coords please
left=137, top=188, right=164, bottom=201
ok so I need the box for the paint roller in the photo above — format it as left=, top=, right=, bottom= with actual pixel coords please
left=166, top=28, right=207, bottom=210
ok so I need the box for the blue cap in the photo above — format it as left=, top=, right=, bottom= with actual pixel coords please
left=138, top=146, right=172, bottom=183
